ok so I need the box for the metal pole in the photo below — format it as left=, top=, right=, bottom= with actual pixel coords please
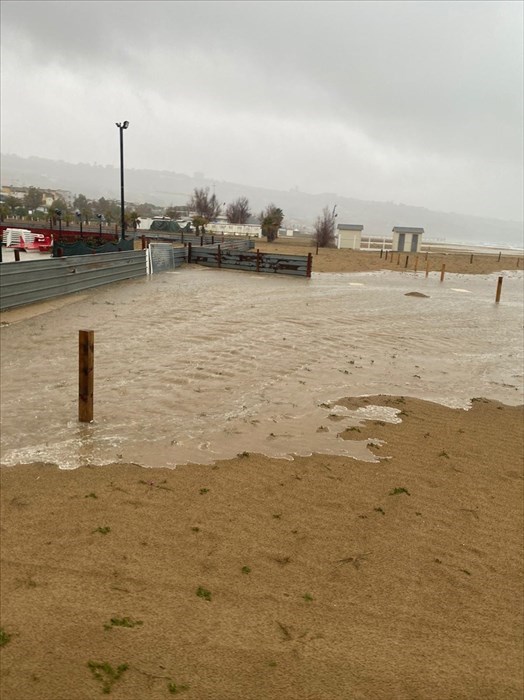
left=119, top=126, right=125, bottom=240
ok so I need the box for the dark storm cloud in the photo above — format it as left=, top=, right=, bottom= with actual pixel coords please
left=1, top=0, right=523, bottom=220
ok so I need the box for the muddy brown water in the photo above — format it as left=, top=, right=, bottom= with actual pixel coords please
left=1, top=266, right=523, bottom=469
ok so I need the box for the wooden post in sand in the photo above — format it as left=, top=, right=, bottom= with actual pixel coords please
left=316, top=240, right=319, bottom=255
left=425, top=258, right=430, bottom=278
left=495, top=276, right=503, bottom=303
left=79, top=330, right=94, bottom=422
left=440, top=264, right=446, bottom=282
left=404, top=255, right=409, bottom=268
left=380, top=248, right=383, bottom=258
left=414, top=255, right=419, bottom=273
left=385, top=250, right=388, bottom=261
left=470, top=254, right=474, bottom=264
left=498, top=252, right=501, bottom=262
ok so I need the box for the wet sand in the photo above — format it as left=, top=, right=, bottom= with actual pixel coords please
left=255, top=239, right=524, bottom=275
left=1, top=249, right=523, bottom=699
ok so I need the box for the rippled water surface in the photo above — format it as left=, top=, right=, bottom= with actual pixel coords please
left=1, top=267, right=523, bottom=469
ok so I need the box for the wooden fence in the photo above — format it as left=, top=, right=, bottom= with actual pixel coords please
left=188, top=245, right=312, bottom=277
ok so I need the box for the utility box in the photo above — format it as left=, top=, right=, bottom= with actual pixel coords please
left=336, top=224, right=363, bottom=249
left=392, top=227, right=424, bottom=252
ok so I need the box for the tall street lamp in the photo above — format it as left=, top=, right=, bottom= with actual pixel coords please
left=115, top=120, right=129, bottom=240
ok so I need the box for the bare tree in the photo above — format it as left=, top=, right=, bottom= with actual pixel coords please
left=313, top=206, right=337, bottom=248
left=188, top=187, right=222, bottom=222
left=259, top=204, right=284, bottom=242
left=225, top=196, right=251, bottom=224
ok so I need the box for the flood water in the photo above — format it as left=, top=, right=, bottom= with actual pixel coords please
left=1, top=266, right=523, bottom=469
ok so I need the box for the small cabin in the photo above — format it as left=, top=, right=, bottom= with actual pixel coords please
left=336, top=224, right=363, bottom=249
left=392, top=226, right=424, bottom=252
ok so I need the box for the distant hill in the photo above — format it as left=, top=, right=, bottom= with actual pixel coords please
left=1, top=153, right=522, bottom=247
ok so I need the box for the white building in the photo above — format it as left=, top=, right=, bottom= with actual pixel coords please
left=392, top=227, right=424, bottom=252
left=335, top=224, right=363, bottom=249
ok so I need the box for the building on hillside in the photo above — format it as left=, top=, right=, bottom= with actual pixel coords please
left=335, top=224, right=363, bottom=249
left=206, top=222, right=262, bottom=237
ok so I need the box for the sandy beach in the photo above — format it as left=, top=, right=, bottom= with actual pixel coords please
left=1, top=247, right=523, bottom=699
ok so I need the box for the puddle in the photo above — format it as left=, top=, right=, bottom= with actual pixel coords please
left=1, top=268, right=522, bottom=469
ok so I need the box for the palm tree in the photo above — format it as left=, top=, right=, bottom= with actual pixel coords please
left=259, top=204, right=284, bottom=242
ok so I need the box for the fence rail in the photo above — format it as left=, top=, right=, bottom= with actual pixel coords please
left=189, top=247, right=312, bottom=277
left=0, top=250, right=146, bottom=311
left=1, top=239, right=310, bottom=311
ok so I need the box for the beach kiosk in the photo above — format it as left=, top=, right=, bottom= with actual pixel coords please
left=336, top=224, right=363, bottom=249
left=392, top=226, right=424, bottom=253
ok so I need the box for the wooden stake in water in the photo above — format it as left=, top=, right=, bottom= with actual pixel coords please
left=79, top=330, right=94, bottom=422
left=495, top=276, right=503, bottom=303
left=440, top=264, right=446, bottom=282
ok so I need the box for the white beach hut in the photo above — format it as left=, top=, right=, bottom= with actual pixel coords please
left=392, top=226, right=424, bottom=253
left=336, top=224, right=363, bottom=249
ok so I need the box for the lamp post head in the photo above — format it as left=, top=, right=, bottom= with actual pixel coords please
left=116, top=121, right=130, bottom=129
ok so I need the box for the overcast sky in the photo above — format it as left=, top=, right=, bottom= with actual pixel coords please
left=1, top=0, right=523, bottom=221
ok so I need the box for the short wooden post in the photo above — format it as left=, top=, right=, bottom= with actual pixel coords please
left=200, top=235, right=204, bottom=246
left=256, top=248, right=260, bottom=273
left=385, top=250, right=388, bottom=261
left=425, top=252, right=428, bottom=261
left=517, top=258, right=520, bottom=268
left=440, top=264, right=446, bottom=282
left=79, top=330, right=94, bottom=423
left=141, top=235, right=146, bottom=250
left=404, top=255, right=409, bottom=268
left=316, top=240, right=319, bottom=255
left=425, top=258, right=430, bottom=278
left=217, top=244, right=222, bottom=268
left=498, top=252, right=501, bottom=262
left=187, top=241, right=192, bottom=263
left=414, top=255, right=419, bottom=273
left=14, top=249, right=20, bottom=262
left=495, top=276, right=503, bottom=303
left=380, top=248, right=383, bottom=258
left=470, top=254, right=473, bottom=264
left=397, top=254, right=400, bottom=265
left=306, top=252, right=312, bottom=278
